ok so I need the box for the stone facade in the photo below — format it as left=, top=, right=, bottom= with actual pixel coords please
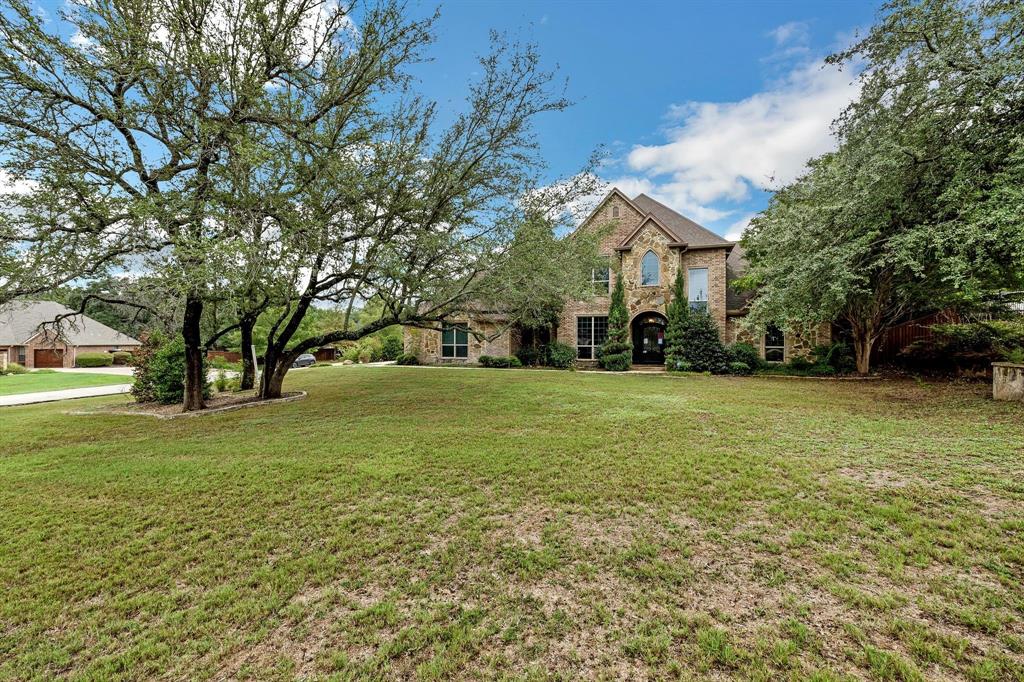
left=404, top=317, right=512, bottom=365
left=726, top=318, right=832, bottom=363
left=404, top=188, right=829, bottom=365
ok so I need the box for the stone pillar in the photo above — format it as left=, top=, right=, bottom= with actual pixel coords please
left=992, top=363, right=1024, bottom=401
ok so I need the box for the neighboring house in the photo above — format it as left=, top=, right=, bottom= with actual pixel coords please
left=405, top=188, right=829, bottom=365
left=0, top=300, right=141, bottom=369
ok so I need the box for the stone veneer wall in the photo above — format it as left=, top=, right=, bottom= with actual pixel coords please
left=404, top=319, right=513, bottom=364
left=556, top=191, right=729, bottom=364
left=726, top=318, right=832, bottom=361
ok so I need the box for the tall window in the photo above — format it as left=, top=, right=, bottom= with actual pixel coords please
left=764, top=325, right=785, bottom=362
left=612, top=205, right=619, bottom=218
left=576, top=316, right=608, bottom=359
left=641, top=250, right=659, bottom=286
left=688, top=268, right=709, bottom=311
left=441, top=323, right=469, bottom=359
left=592, top=267, right=610, bottom=294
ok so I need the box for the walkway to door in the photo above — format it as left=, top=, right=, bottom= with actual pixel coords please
left=630, top=312, right=667, bottom=365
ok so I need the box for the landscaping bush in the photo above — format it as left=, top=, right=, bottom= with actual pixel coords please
left=395, top=352, right=419, bottom=365
left=111, top=351, right=134, bottom=366
left=341, top=345, right=360, bottom=363
left=898, top=319, right=1024, bottom=374
left=677, top=309, right=729, bottom=373
left=811, top=342, right=855, bottom=374
left=378, top=334, right=403, bottom=361
left=2, top=362, right=27, bottom=375
left=479, top=355, right=522, bottom=368
left=76, top=352, right=113, bottom=368
left=214, top=370, right=229, bottom=392
left=132, top=333, right=210, bottom=405
left=727, top=342, right=762, bottom=370
left=728, top=361, right=752, bottom=375
left=666, top=358, right=692, bottom=372
left=544, top=341, right=576, bottom=369
left=788, top=355, right=813, bottom=371
left=599, top=276, right=632, bottom=371
left=516, top=346, right=542, bottom=367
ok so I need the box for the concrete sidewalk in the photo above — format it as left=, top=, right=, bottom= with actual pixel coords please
left=0, top=383, right=132, bottom=407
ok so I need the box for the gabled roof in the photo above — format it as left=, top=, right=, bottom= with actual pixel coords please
left=0, top=300, right=141, bottom=346
left=614, top=213, right=686, bottom=251
left=629, top=194, right=732, bottom=249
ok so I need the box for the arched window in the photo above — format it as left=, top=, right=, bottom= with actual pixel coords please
left=641, top=250, right=659, bottom=286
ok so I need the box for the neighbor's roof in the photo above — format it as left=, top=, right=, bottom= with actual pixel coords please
left=0, top=300, right=142, bottom=346
left=726, top=244, right=754, bottom=312
left=629, top=194, right=733, bottom=249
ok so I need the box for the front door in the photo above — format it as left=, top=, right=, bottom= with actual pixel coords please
left=631, top=314, right=667, bottom=364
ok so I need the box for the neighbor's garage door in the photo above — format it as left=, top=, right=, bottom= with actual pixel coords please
left=33, top=349, right=64, bottom=368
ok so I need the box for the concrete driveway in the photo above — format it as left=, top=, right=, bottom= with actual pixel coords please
left=3, top=367, right=235, bottom=407
left=0, top=383, right=132, bottom=407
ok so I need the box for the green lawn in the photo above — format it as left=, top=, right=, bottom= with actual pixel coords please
left=1, top=367, right=1022, bottom=680
left=0, top=371, right=130, bottom=396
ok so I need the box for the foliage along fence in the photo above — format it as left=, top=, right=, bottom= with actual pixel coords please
left=875, top=309, right=960, bottom=364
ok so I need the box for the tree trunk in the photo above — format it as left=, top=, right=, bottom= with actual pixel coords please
left=182, top=295, right=206, bottom=411
left=239, top=314, right=256, bottom=391
left=259, top=348, right=291, bottom=400
left=852, top=329, right=875, bottom=375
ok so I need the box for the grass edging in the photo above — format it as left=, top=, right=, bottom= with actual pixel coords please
left=66, top=390, right=307, bottom=420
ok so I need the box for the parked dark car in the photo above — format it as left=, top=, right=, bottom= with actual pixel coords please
left=291, top=353, right=316, bottom=368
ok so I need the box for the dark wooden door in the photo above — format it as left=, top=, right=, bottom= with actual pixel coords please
left=631, top=316, right=666, bottom=365
left=34, top=349, right=64, bottom=368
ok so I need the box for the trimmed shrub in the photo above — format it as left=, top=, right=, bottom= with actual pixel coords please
left=395, top=352, right=419, bottom=365
left=378, top=334, right=403, bottom=361
left=2, top=362, right=28, bottom=375
left=516, top=346, right=542, bottom=367
left=728, top=361, right=752, bottom=375
left=544, top=342, right=576, bottom=369
left=788, top=355, right=813, bottom=371
left=214, top=370, right=229, bottom=392
left=479, top=355, right=522, bottom=368
left=76, top=352, right=113, bottom=367
left=111, top=351, right=134, bottom=366
left=811, top=342, right=855, bottom=374
left=727, top=342, right=761, bottom=370
left=678, top=309, right=729, bottom=374
left=132, top=333, right=210, bottom=405
left=599, top=276, right=632, bottom=371
left=666, top=358, right=692, bottom=372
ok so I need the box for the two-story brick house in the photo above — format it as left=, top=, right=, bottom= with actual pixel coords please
left=404, top=188, right=828, bottom=365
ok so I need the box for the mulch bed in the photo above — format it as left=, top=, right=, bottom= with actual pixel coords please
left=67, top=390, right=306, bottom=419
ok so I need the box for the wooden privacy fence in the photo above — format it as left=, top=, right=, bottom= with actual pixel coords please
left=875, top=309, right=960, bottom=363
left=206, top=350, right=242, bottom=363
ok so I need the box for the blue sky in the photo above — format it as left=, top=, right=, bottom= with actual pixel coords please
left=25, top=0, right=877, bottom=241
left=406, top=0, right=878, bottom=239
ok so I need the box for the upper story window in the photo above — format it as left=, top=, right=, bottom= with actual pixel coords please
left=441, top=323, right=469, bottom=359
left=764, top=325, right=785, bottom=362
left=641, top=250, right=659, bottom=286
left=591, top=267, right=610, bottom=294
left=688, top=268, right=709, bottom=311
left=612, top=205, right=620, bottom=218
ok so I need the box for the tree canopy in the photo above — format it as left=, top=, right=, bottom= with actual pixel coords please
left=741, top=0, right=1024, bottom=373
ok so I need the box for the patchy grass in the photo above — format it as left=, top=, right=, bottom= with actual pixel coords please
left=0, top=370, right=129, bottom=396
left=0, top=366, right=1022, bottom=680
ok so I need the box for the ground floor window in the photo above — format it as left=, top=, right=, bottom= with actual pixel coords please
left=441, top=323, right=469, bottom=359
left=764, top=325, right=785, bottom=362
left=16, top=346, right=25, bottom=364
left=577, top=316, right=608, bottom=359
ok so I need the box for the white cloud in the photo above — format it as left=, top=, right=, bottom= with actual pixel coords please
left=0, top=170, right=36, bottom=195
left=70, top=31, right=94, bottom=49
left=768, top=21, right=809, bottom=47
left=724, top=213, right=756, bottom=242
left=625, top=60, right=858, bottom=207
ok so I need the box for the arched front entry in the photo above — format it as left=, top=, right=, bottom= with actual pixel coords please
left=631, top=312, right=667, bottom=365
